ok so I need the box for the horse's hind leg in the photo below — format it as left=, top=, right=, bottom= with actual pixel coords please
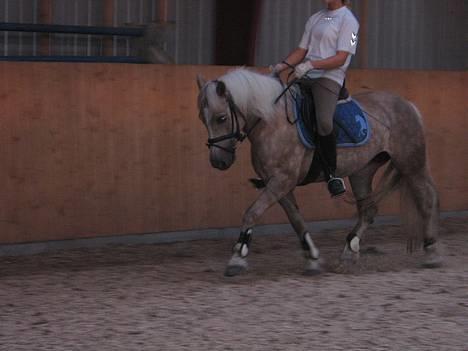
left=279, top=192, right=322, bottom=275
left=401, top=168, right=442, bottom=268
left=341, top=156, right=388, bottom=261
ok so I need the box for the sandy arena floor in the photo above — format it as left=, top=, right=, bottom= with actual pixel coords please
left=0, top=217, right=467, bottom=351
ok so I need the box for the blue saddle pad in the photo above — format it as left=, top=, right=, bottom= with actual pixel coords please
left=294, top=95, right=371, bottom=149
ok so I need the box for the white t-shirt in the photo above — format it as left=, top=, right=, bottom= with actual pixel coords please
left=298, top=6, right=359, bottom=86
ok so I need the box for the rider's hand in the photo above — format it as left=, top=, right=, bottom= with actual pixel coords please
left=271, top=62, right=287, bottom=75
left=295, top=61, right=314, bottom=79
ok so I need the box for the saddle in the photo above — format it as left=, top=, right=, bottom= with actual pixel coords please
left=296, top=78, right=349, bottom=140
left=294, top=79, right=369, bottom=186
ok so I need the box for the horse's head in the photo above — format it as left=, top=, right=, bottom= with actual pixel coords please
left=196, top=75, right=244, bottom=171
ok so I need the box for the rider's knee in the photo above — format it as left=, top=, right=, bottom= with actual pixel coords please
left=317, top=121, right=333, bottom=136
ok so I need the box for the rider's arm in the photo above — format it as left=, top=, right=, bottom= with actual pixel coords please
left=309, top=51, right=350, bottom=70
left=283, top=47, right=308, bottom=67
left=275, top=47, right=308, bottom=73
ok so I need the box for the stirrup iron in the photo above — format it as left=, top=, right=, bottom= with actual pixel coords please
left=327, top=177, right=346, bottom=197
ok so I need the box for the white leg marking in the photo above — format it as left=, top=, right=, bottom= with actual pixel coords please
left=233, top=242, right=249, bottom=258
left=240, top=245, right=249, bottom=258
left=350, top=236, right=361, bottom=253
left=304, top=232, right=320, bottom=260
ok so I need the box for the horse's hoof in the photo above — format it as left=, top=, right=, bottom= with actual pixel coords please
left=303, top=259, right=322, bottom=276
left=421, top=243, right=444, bottom=269
left=340, top=249, right=359, bottom=263
left=224, top=265, right=246, bottom=277
left=303, top=268, right=322, bottom=276
left=421, top=255, right=443, bottom=269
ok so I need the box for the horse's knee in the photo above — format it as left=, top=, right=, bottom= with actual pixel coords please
left=242, top=210, right=261, bottom=228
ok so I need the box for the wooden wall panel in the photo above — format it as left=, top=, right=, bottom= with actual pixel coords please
left=0, top=63, right=466, bottom=244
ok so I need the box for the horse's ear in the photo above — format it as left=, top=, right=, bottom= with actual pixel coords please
left=216, top=80, right=226, bottom=97
left=196, top=74, right=206, bottom=90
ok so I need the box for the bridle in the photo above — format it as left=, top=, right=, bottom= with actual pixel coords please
left=204, top=83, right=261, bottom=155
left=206, top=96, right=246, bottom=154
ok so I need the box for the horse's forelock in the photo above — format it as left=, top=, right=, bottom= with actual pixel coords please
left=198, top=84, right=223, bottom=123
left=198, top=81, right=213, bottom=110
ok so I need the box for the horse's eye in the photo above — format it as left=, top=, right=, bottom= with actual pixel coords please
left=217, top=115, right=227, bottom=124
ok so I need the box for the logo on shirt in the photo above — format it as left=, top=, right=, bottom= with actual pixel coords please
left=350, top=32, right=358, bottom=46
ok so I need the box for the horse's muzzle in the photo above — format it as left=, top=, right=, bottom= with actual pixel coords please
left=210, top=149, right=235, bottom=171
left=210, top=158, right=230, bottom=170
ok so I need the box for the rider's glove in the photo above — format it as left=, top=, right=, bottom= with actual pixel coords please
left=295, top=61, right=314, bottom=79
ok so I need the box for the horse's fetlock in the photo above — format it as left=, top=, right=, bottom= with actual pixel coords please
left=234, top=228, right=253, bottom=258
left=232, top=243, right=242, bottom=253
left=423, top=238, right=437, bottom=250
left=346, top=232, right=360, bottom=253
left=302, top=232, right=320, bottom=260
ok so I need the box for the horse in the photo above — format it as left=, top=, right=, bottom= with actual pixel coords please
left=196, top=68, right=442, bottom=277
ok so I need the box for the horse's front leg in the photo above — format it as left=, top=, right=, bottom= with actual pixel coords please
left=225, top=178, right=293, bottom=277
left=279, top=192, right=322, bottom=275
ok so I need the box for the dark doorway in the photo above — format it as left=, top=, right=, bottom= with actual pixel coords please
left=215, top=0, right=263, bottom=66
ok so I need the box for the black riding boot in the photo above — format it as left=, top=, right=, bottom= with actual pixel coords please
left=318, top=133, right=346, bottom=197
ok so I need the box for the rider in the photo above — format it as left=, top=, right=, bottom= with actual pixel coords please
left=272, top=0, right=359, bottom=197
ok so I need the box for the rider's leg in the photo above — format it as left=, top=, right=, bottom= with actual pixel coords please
left=318, top=133, right=346, bottom=197
left=311, top=78, right=345, bottom=197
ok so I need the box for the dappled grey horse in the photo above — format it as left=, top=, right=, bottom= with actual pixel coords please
left=196, top=68, right=441, bottom=277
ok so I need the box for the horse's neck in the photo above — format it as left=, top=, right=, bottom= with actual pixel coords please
left=243, top=112, right=261, bottom=136
left=247, top=99, right=300, bottom=148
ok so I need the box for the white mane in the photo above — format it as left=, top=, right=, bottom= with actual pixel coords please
left=217, top=68, right=284, bottom=120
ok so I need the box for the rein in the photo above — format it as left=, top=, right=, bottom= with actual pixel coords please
left=272, top=64, right=300, bottom=125
left=206, top=90, right=261, bottom=155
